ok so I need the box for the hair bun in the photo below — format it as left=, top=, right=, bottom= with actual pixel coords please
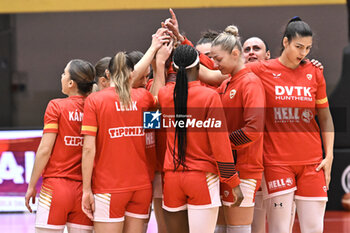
left=224, top=25, right=239, bottom=37
left=288, top=16, right=302, bottom=24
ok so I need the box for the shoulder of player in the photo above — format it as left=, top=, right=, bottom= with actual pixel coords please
left=191, top=82, right=219, bottom=95
left=300, top=59, right=318, bottom=70
left=246, top=60, right=273, bottom=74
left=131, top=87, right=153, bottom=97
left=158, top=83, right=175, bottom=94
left=193, top=85, right=221, bottom=104
left=49, top=97, right=66, bottom=104
left=300, top=60, right=324, bottom=79
left=218, top=77, right=230, bottom=89
left=47, top=97, right=69, bottom=110
left=131, top=87, right=156, bottom=106
left=86, top=87, right=112, bottom=101
left=239, top=71, right=263, bottom=88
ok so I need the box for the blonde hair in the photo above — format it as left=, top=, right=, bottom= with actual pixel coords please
left=212, top=25, right=243, bottom=53
left=109, top=52, right=133, bottom=107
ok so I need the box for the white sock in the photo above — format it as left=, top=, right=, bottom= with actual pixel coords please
left=35, top=227, right=64, bottom=233
left=188, top=207, right=219, bottom=233
left=266, top=192, right=294, bottom=233
left=251, top=194, right=266, bottom=233
left=215, top=225, right=227, bottom=233
left=288, top=201, right=296, bottom=233
left=295, top=199, right=326, bottom=233
left=226, top=225, right=251, bottom=233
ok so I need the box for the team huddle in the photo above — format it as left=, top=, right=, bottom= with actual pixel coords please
left=25, top=9, right=334, bottom=233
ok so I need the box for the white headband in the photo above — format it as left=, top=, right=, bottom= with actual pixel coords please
left=173, top=54, right=200, bottom=70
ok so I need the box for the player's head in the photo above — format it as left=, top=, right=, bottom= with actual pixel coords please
left=172, top=44, right=199, bottom=170
left=61, top=59, right=95, bottom=96
left=243, top=37, right=270, bottom=63
left=128, top=51, right=150, bottom=88
left=108, top=52, right=134, bottom=106
left=210, top=25, right=244, bottom=75
left=281, top=17, right=313, bottom=66
left=195, top=29, right=219, bottom=57
left=94, top=57, right=111, bottom=91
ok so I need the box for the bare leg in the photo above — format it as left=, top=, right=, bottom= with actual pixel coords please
left=94, top=222, right=123, bottom=233
left=123, top=216, right=145, bottom=233
left=153, top=198, right=168, bottom=233
left=224, top=206, right=254, bottom=233
left=163, top=209, right=189, bottom=233
left=215, top=207, right=227, bottom=233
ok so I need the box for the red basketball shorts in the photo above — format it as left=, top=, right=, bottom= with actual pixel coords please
left=35, top=178, right=93, bottom=230
left=162, top=171, right=221, bottom=212
left=263, top=164, right=328, bottom=201
left=93, top=188, right=152, bottom=222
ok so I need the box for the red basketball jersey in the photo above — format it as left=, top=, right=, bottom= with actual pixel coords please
left=82, top=87, right=156, bottom=193
left=158, top=81, right=240, bottom=188
left=42, top=96, right=85, bottom=181
left=217, top=67, right=265, bottom=179
left=248, top=59, right=328, bottom=166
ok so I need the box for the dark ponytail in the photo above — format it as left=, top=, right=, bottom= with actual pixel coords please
left=172, top=45, right=198, bottom=170
left=95, top=57, right=111, bottom=82
left=281, top=16, right=313, bottom=53
left=68, top=59, right=96, bottom=95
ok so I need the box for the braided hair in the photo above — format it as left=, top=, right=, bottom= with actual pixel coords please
left=172, top=44, right=198, bottom=170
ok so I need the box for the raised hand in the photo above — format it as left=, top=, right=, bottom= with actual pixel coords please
left=151, top=28, right=171, bottom=50
left=164, top=8, right=185, bottom=42
left=156, top=39, right=174, bottom=63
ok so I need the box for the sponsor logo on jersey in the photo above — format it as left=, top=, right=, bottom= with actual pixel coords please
left=64, top=136, right=83, bottom=146
left=301, top=109, right=314, bottom=123
left=145, top=131, right=155, bottom=147
left=108, top=127, right=144, bottom=138
left=273, top=107, right=314, bottom=123
left=323, top=186, right=327, bottom=192
left=274, top=107, right=300, bottom=123
left=143, top=110, right=161, bottom=129
left=69, top=110, right=83, bottom=122
left=306, top=74, right=313, bottom=80
left=285, top=178, right=293, bottom=186
left=115, top=101, right=138, bottom=111
left=230, top=89, right=237, bottom=99
left=275, top=86, right=313, bottom=101
left=273, top=73, right=282, bottom=78
left=268, top=178, right=294, bottom=191
left=224, top=190, right=230, bottom=198
left=341, top=165, right=350, bottom=193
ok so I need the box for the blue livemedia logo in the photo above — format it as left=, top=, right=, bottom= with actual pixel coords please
left=143, top=110, right=161, bottom=129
